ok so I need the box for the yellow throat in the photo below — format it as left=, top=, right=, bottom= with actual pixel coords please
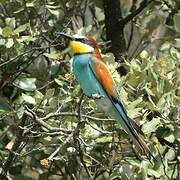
left=69, top=41, right=94, bottom=54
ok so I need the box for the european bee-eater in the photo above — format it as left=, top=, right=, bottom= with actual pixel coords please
left=58, top=33, right=152, bottom=157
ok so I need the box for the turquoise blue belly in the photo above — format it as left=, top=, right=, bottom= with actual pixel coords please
left=72, top=54, right=102, bottom=97
left=72, top=54, right=127, bottom=128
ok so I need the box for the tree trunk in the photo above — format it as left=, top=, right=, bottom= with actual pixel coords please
left=103, top=0, right=127, bottom=75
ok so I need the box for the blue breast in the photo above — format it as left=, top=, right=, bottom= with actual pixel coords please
left=72, top=54, right=102, bottom=97
left=72, top=54, right=125, bottom=125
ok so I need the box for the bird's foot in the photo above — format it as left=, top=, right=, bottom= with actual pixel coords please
left=91, top=93, right=104, bottom=99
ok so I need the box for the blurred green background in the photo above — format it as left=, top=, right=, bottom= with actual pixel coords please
left=0, top=0, right=179, bottom=179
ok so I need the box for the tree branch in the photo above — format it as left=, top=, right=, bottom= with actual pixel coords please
left=121, top=0, right=154, bottom=25
left=0, top=113, right=27, bottom=178
left=24, top=105, right=72, bottom=134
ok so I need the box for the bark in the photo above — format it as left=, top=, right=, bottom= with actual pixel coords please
left=103, top=0, right=154, bottom=76
left=103, top=0, right=127, bottom=75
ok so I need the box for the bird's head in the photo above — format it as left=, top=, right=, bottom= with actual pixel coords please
left=57, top=33, right=99, bottom=54
left=57, top=32, right=104, bottom=62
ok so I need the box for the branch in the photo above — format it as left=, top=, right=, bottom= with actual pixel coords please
left=85, top=119, right=112, bottom=135
left=0, top=43, right=62, bottom=68
left=77, top=92, right=84, bottom=120
left=40, top=112, right=115, bottom=122
left=47, top=94, right=85, bottom=161
left=121, top=0, right=154, bottom=25
left=157, top=147, right=171, bottom=180
left=47, top=132, right=74, bottom=160
left=24, top=106, right=72, bottom=134
left=0, top=112, right=27, bottom=178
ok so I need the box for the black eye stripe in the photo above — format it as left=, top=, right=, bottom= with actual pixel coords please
left=76, top=38, right=92, bottom=46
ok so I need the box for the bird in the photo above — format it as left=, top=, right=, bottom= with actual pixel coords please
left=57, top=32, right=153, bottom=158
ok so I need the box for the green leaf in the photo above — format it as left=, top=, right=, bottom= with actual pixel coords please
left=54, top=78, right=63, bottom=86
left=14, top=174, right=34, bottom=180
left=2, top=26, right=13, bottom=37
left=50, top=61, right=60, bottom=76
left=13, top=77, right=36, bottom=91
left=174, top=129, right=180, bottom=140
left=21, top=93, right=36, bottom=105
left=148, top=169, right=161, bottom=178
left=49, top=97, right=58, bottom=108
left=131, top=59, right=141, bottom=71
left=108, top=169, right=121, bottom=180
left=26, top=2, right=34, bottom=7
left=165, top=149, right=175, bottom=161
left=174, top=13, right=180, bottom=32
left=46, top=7, right=59, bottom=17
left=95, top=136, right=112, bottom=143
left=14, top=23, right=29, bottom=34
left=6, top=38, right=14, bottom=48
left=144, top=83, right=155, bottom=96
left=5, top=17, right=16, bottom=29
left=142, top=117, right=161, bottom=134
left=0, top=97, right=11, bottom=112
left=17, top=35, right=34, bottom=43
left=43, top=136, right=52, bottom=142
left=83, top=124, right=100, bottom=139
left=127, top=96, right=143, bottom=118
left=34, top=90, right=44, bottom=103
left=164, top=134, right=175, bottom=143
left=46, top=5, right=60, bottom=9
left=120, top=172, right=129, bottom=180
left=95, top=6, right=105, bottom=21
left=45, top=88, right=55, bottom=99
left=0, top=39, right=6, bottom=46
left=127, top=97, right=143, bottom=110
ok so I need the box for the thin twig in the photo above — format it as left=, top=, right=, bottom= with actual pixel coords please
left=40, top=112, right=115, bottom=122
left=120, top=0, right=154, bottom=25
left=24, top=106, right=72, bottom=133
left=47, top=132, right=74, bottom=160
left=0, top=113, right=27, bottom=177
left=157, top=147, right=171, bottom=180
left=0, top=43, right=62, bottom=68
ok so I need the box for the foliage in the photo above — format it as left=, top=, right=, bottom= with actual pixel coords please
left=0, top=0, right=179, bottom=179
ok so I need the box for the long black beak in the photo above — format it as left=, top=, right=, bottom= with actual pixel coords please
left=56, top=32, right=75, bottom=40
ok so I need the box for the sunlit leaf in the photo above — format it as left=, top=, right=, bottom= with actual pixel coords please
left=14, top=23, right=29, bottom=34
left=54, top=78, right=63, bottom=86
left=142, top=117, right=161, bottom=134
left=0, top=38, right=5, bottom=46
left=165, top=149, right=175, bottom=161
left=6, top=38, right=14, bottom=48
left=13, top=77, right=36, bottom=91
left=5, top=17, right=16, bottom=29
left=164, top=134, right=175, bottom=143
left=148, top=169, right=162, bottom=178
left=95, top=136, right=112, bottom=143
left=2, top=26, right=13, bottom=37
left=21, top=93, right=36, bottom=105
left=47, top=8, right=59, bottom=17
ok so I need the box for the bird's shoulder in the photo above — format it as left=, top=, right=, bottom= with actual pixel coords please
left=89, top=56, right=118, bottom=99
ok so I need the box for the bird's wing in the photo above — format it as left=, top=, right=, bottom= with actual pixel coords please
left=89, top=56, right=129, bottom=122
left=89, top=57, right=152, bottom=156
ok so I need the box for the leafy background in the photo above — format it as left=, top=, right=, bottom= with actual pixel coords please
left=0, top=0, right=179, bottom=179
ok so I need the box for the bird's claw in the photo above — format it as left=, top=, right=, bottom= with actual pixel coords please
left=91, top=93, right=104, bottom=99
